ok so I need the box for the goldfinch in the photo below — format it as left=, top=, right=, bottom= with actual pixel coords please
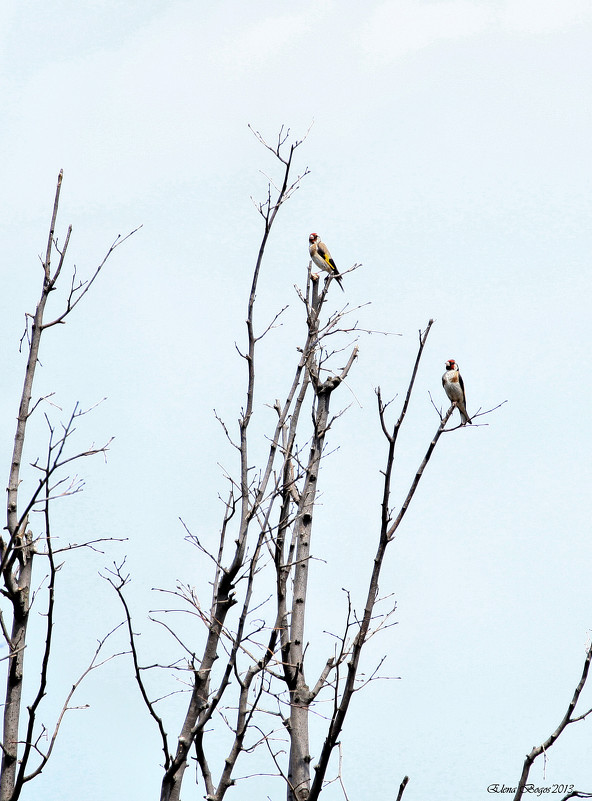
left=442, top=359, right=472, bottom=425
left=308, top=233, right=344, bottom=291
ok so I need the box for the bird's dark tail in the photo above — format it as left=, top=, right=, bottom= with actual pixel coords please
left=460, top=405, right=472, bottom=425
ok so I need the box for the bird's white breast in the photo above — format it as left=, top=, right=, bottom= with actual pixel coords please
left=443, top=371, right=463, bottom=403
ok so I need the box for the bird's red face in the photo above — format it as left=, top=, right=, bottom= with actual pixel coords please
left=446, top=360, right=456, bottom=370
left=309, top=233, right=318, bottom=243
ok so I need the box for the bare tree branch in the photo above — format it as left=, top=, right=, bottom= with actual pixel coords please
left=21, top=624, right=126, bottom=785
left=396, top=775, right=410, bottom=801
left=42, top=226, right=142, bottom=329
left=513, top=642, right=592, bottom=801
left=103, top=562, right=172, bottom=770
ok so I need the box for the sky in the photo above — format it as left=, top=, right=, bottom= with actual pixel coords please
left=1, top=1, right=592, bottom=799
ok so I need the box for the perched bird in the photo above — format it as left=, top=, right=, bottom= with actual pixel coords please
left=442, top=359, right=472, bottom=424
left=308, top=233, right=344, bottom=291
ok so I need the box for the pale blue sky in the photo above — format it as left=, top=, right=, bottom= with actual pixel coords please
left=2, top=1, right=592, bottom=799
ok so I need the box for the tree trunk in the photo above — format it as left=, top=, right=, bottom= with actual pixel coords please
left=0, top=547, right=33, bottom=801
left=1, top=272, right=48, bottom=801
left=287, top=385, right=333, bottom=801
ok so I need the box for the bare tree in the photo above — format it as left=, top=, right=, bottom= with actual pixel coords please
left=104, top=129, right=483, bottom=801
left=107, top=128, right=589, bottom=801
left=4, top=144, right=589, bottom=801
left=0, top=172, right=136, bottom=801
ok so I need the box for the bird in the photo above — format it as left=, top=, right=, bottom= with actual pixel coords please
left=308, top=233, right=344, bottom=291
left=442, top=359, right=472, bottom=424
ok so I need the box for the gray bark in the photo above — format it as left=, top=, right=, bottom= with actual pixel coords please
left=285, top=278, right=357, bottom=801
left=1, top=197, right=54, bottom=800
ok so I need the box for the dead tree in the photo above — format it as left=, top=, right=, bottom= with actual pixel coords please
left=0, top=173, right=135, bottom=801
left=107, top=128, right=495, bottom=801
left=6, top=150, right=589, bottom=801
left=108, top=128, right=591, bottom=801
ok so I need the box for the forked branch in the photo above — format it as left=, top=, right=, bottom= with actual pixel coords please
left=513, top=642, right=592, bottom=801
